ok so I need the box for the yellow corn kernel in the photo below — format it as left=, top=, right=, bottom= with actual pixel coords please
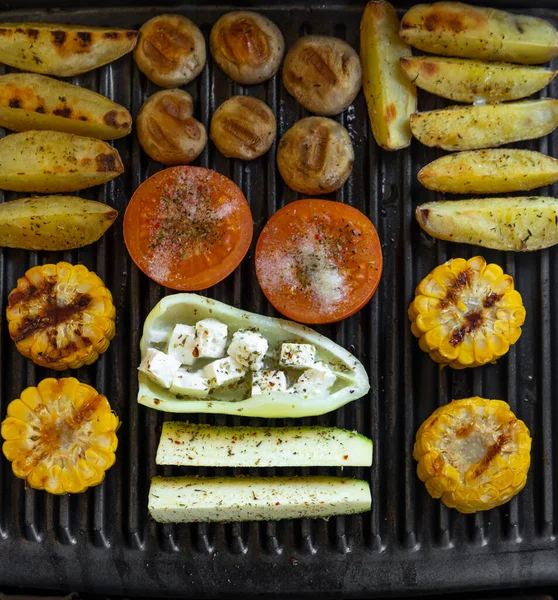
left=1, top=378, right=119, bottom=495
left=414, top=397, right=531, bottom=513
left=6, top=262, right=116, bottom=370
left=408, top=257, right=525, bottom=369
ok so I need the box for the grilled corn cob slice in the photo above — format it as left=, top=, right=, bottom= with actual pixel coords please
left=1, top=377, right=119, bottom=494
left=414, top=397, right=531, bottom=513
left=6, top=262, right=116, bottom=370
left=409, top=257, right=525, bottom=369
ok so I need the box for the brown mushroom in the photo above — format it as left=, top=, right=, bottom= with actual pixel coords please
left=134, top=14, right=206, bottom=87
left=277, top=117, right=354, bottom=195
left=282, top=35, right=362, bottom=116
left=210, top=96, right=276, bottom=160
left=210, top=11, right=284, bottom=84
left=136, top=89, right=207, bottom=166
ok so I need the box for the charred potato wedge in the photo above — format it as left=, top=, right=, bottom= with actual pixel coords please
left=417, top=197, right=558, bottom=251
left=134, top=15, right=206, bottom=88
left=0, top=196, right=117, bottom=251
left=360, top=0, right=416, bottom=151
left=283, top=35, right=361, bottom=116
left=210, top=11, right=284, bottom=84
left=410, top=99, right=558, bottom=151
left=400, top=2, right=558, bottom=64
left=137, top=89, right=207, bottom=166
left=0, top=130, right=123, bottom=193
left=0, top=73, right=131, bottom=140
left=418, top=149, right=558, bottom=194
left=400, top=57, right=557, bottom=104
left=277, top=117, right=354, bottom=195
left=210, top=96, right=276, bottom=160
left=0, top=22, right=137, bottom=76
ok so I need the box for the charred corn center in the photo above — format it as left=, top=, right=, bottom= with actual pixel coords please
left=1, top=377, right=119, bottom=495
left=409, top=257, right=526, bottom=369
left=414, top=398, right=531, bottom=513
left=6, top=262, right=116, bottom=370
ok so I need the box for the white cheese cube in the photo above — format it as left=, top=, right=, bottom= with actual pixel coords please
left=170, top=368, right=210, bottom=398
left=227, top=330, right=268, bottom=371
left=195, top=319, right=228, bottom=358
left=138, top=348, right=181, bottom=389
left=279, top=343, right=316, bottom=369
left=251, top=370, right=287, bottom=396
left=203, top=357, right=246, bottom=388
left=167, top=324, right=197, bottom=365
left=291, top=362, right=336, bottom=398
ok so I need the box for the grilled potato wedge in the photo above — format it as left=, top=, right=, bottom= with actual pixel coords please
left=0, top=130, right=124, bottom=193
left=410, top=99, right=558, bottom=151
left=418, top=150, right=558, bottom=194
left=416, top=197, right=558, bottom=251
left=0, top=73, right=131, bottom=140
left=0, top=23, right=137, bottom=76
left=0, top=196, right=117, bottom=250
left=360, top=0, right=416, bottom=151
left=400, top=57, right=557, bottom=103
left=400, top=2, right=558, bottom=64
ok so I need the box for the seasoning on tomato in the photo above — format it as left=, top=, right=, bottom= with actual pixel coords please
left=124, top=166, right=253, bottom=291
left=255, top=199, right=383, bottom=324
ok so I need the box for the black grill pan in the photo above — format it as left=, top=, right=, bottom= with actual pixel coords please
left=0, top=1, right=557, bottom=597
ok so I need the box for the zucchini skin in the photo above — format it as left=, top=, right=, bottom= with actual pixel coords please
left=138, top=294, right=370, bottom=418
left=156, top=422, right=373, bottom=467
left=149, top=475, right=372, bottom=523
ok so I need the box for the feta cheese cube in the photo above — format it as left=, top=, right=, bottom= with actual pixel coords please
left=251, top=370, right=287, bottom=396
left=138, top=348, right=181, bottom=389
left=279, top=343, right=316, bottom=369
left=145, top=327, right=170, bottom=345
left=227, top=329, right=268, bottom=371
left=167, top=324, right=197, bottom=365
left=291, top=362, right=336, bottom=398
left=203, top=357, right=246, bottom=388
left=170, top=368, right=209, bottom=398
left=195, top=319, right=228, bottom=358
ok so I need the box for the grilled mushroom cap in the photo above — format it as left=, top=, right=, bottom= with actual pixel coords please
left=277, top=116, right=354, bottom=195
left=134, top=14, right=206, bottom=87
left=137, top=89, right=207, bottom=166
left=210, top=11, right=284, bottom=84
left=210, top=96, right=276, bottom=160
left=283, top=35, right=362, bottom=116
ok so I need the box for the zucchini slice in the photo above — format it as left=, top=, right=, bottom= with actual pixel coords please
left=138, top=294, right=370, bottom=418
left=156, top=422, right=373, bottom=467
left=149, top=475, right=371, bottom=523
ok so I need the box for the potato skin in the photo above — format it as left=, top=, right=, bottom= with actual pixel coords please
left=400, top=56, right=557, bottom=104
left=0, top=196, right=117, bottom=250
left=137, top=89, right=207, bottom=166
left=360, top=1, right=416, bottom=150
left=277, top=117, right=354, bottom=195
left=134, top=15, right=206, bottom=88
left=400, top=2, right=558, bottom=64
left=417, top=197, right=558, bottom=251
left=0, top=73, right=131, bottom=140
left=0, top=130, right=124, bottom=193
left=410, top=99, right=558, bottom=151
left=210, top=11, right=284, bottom=84
left=0, top=22, right=137, bottom=76
left=283, top=35, right=361, bottom=116
left=418, top=149, right=558, bottom=194
left=210, top=96, right=276, bottom=160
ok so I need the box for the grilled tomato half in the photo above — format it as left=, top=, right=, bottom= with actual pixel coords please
left=1, top=377, right=119, bottom=494
left=7, top=262, right=116, bottom=370
left=409, top=257, right=525, bottom=369
left=414, top=397, right=531, bottom=513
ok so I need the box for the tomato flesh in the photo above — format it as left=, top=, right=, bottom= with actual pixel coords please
left=124, top=166, right=253, bottom=290
left=255, top=199, right=383, bottom=324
